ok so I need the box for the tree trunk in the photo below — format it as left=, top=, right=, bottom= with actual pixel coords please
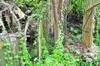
left=82, top=0, right=99, bottom=62
left=83, top=0, right=94, bottom=47
left=49, top=0, right=64, bottom=44
left=38, top=21, right=42, bottom=61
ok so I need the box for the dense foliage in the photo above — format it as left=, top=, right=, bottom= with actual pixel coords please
left=0, top=0, right=100, bottom=66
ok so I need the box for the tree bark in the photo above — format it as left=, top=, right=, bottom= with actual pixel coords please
left=49, top=0, right=64, bottom=44
left=38, top=21, right=42, bottom=61
left=83, top=0, right=95, bottom=47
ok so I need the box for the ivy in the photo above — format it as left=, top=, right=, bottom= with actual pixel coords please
left=18, top=32, right=33, bottom=66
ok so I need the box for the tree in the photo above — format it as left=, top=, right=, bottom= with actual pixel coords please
left=48, top=0, right=66, bottom=44
left=83, top=0, right=100, bottom=47
left=82, top=0, right=100, bottom=62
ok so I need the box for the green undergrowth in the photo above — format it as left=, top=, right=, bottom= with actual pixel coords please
left=2, top=24, right=100, bottom=66
left=18, top=33, right=33, bottom=66
left=33, top=26, right=80, bottom=66
left=33, top=23, right=100, bottom=66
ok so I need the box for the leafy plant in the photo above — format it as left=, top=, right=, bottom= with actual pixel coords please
left=0, top=31, right=14, bottom=66
left=18, top=32, right=33, bottom=66
left=94, top=7, right=100, bottom=46
left=71, top=0, right=85, bottom=13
